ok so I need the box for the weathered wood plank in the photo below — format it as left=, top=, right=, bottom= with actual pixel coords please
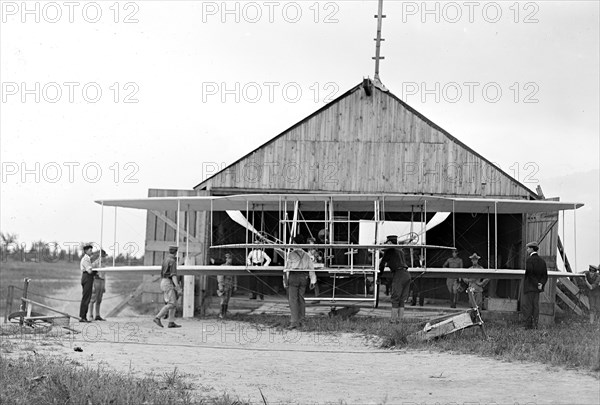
left=556, top=288, right=583, bottom=316
left=557, top=278, right=590, bottom=310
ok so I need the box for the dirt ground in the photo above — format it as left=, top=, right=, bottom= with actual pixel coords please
left=4, top=314, right=599, bottom=405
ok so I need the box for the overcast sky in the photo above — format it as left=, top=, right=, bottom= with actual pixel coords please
left=1, top=1, right=598, bottom=269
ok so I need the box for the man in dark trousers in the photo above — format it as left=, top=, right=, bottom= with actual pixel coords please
left=79, top=244, right=95, bottom=322
left=283, top=234, right=316, bottom=329
left=379, top=235, right=411, bottom=324
left=522, top=241, right=548, bottom=329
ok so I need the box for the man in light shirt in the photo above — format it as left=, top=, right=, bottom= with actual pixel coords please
left=79, top=244, right=95, bottom=322
left=283, top=234, right=316, bottom=329
left=154, top=245, right=182, bottom=328
left=246, top=240, right=271, bottom=300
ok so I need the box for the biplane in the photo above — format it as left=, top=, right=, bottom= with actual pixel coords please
left=94, top=193, right=584, bottom=311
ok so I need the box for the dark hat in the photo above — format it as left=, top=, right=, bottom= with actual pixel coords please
left=469, top=253, right=481, bottom=260
left=526, top=241, right=539, bottom=248
left=100, top=249, right=108, bottom=257
left=386, top=235, right=398, bottom=244
left=168, top=245, right=178, bottom=253
left=83, top=244, right=93, bottom=251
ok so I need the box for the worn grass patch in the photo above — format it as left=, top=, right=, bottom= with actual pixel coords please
left=230, top=311, right=600, bottom=377
left=0, top=354, right=194, bottom=404
left=0, top=352, right=256, bottom=404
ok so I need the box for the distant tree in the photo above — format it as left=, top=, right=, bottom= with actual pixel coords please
left=0, top=231, right=18, bottom=245
left=0, top=232, right=20, bottom=260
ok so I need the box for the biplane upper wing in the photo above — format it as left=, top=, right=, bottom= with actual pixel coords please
left=96, top=193, right=584, bottom=213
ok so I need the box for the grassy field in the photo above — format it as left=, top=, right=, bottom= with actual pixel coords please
left=0, top=352, right=250, bottom=404
left=0, top=260, right=144, bottom=316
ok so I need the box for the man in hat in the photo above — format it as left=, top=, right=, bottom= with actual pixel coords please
left=442, top=248, right=464, bottom=308
left=582, top=264, right=600, bottom=324
left=246, top=240, right=272, bottom=300
left=79, top=244, right=95, bottom=322
left=463, top=253, right=489, bottom=309
left=522, top=241, right=548, bottom=329
left=153, top=245, right=182, bottom=328
left=88, top=249, right=108, bottom=321
left=283, top=234, right=317, bottom=329
left=379, top=235, right=411, bottom=324
left=217, top=252, right=237, bottom=319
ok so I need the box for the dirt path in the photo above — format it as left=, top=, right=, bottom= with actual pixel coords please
left=7, top=317, right=598, bottom=404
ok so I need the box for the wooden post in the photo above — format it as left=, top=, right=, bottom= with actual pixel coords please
left=183, top=256, right=195, bottom=318
left=4, top=285, right=14, bottom=323
left=198, top=275, right=207, bottom=317
left=18, top=278, right=31, bottom=325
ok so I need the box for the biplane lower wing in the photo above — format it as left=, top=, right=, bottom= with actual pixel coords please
left=408, top=268, right=584, bottom=279
left=99, top=265, right=583, bottom=279
left=209, top=243, right=456, bottom=250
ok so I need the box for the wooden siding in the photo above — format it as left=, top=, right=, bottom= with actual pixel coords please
left=199, top=85, right=533, bottom=198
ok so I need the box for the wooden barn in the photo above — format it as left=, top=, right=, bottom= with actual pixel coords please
left=140, top=79, right=566, bottom=322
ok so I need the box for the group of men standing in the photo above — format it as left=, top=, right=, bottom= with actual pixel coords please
left=378, top=237, right=550, bottom=329
left=141, top=237, right=553, bottom=330
left=79, top=235, right=596, bottom=331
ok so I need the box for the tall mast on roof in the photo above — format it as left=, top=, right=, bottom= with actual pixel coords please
left=372, top=0, right=386, bottom=89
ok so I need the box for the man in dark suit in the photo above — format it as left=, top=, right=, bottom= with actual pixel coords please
left=522, top=241, right=548, bottom=329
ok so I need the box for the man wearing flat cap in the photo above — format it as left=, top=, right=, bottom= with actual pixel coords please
left=154, top=245, right=182, bottom=328
left=522, top=241, right=548, bottom=329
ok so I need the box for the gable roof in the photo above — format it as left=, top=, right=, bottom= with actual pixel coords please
left=195, top=79, right=538, bottom=199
